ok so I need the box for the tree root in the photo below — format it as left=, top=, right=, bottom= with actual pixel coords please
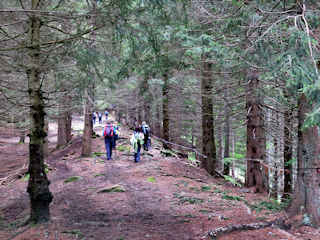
left=208, top=218, right=288, bottom=239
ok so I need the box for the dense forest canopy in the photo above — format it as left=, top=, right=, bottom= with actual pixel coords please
left=1, top=0, right=320, bottom=229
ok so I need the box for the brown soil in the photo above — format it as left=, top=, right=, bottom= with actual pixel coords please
left=0, top=118, right=319, bottom=240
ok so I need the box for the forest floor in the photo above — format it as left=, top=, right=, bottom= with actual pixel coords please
left=0, top=116, right=319, bottom=240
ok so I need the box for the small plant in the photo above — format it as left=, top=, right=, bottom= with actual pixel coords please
left=64, top=176, right=82, bottom=183
left=249, top=199, right=285, bottom=213
left=62, top=229, right=83, bottom=238
left=92, top=152, right=104, bottom=157
left=201, top=185, right=211, bottom=192
left=117, top=145, right=130, bottom=152
left=173, top=193, right=204, bottom=204
left=222, top=194, right=243, bottom=201
left=223, top=175, right=242, bottom=187
left=147, top=177, right=156, bottom=183
left=94, top=173, right=106, bottom=177
left=97, top=185, right=126, bottom=193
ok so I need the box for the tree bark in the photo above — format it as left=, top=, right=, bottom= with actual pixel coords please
left=162, top=72, right=170, bottom=149
left=200, top=54, right=217, bottom=175
left=245, top=73, right=266, bottom=193
left=282, top=100, right=293, bottom=200
left=288, top=94, right=320, bottom=226
left=223, top=88, right=231, bottom=175
left=57, top=109, right=72, bottom=148
left=43, top=117, right=49, bottom=158
left=26, top=0, right=53, bottom=222
left=81, top=90, right=93, bottom=156
left=142, top=75, right=152, bottom=126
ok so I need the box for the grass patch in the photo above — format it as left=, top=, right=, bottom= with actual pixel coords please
left=147, top=177, right=156, bottom=183
left=92, top=152, right=104, bottom=157
left=62, top=229, right=83, bottom=238
left=223, top=175, right=242, bottom=187
left=117, top=145, right=131, bottom=152
left=97, top=185, right=126, bottom=193
left=249, top=199, right=286, bottom=213
left=201, top=185, right=211, bottom=192
left=199, top=209, right=211, bottom=214
left=222, top=194, right=243, bottom=201
left=64, top=176, right=82, bottom=184
left=94, top=173, right=106, bottom=177
left=173, top=193, right=204, bottom=205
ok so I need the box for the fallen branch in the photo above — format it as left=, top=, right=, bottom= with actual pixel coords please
left=208, top=218, right=287, bottom=239
left=0, top=164, right=28, bottom=185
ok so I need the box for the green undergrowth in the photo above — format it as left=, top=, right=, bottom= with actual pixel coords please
left=117, top=144, right=131, bottom=152
left=248, top=199, right=288, bottom=213
left=147, top=176, right=156, bottom=183
left=94, top=173, right=106, bottom=177
left=92, top=152, right=104, bottom=157
left=97, top=185, right=126, bottom=193
left=62, top=229, right=84, bottom=238
left=173, top=193, right=204, bottom=205
left=64, top=176, right=83, bottom=183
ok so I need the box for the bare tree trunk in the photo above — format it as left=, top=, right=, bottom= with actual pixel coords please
left=245, top=73, right=266, bottom=193
left=154, top=98, right=161, bottom=137
left=288, top=94, right=320, bottom=226
left=66, top=112, right=72, bottom=142
left=223, top=88, right=231, bottom=175
left=81, top=90, right=93, bottom=156
left=270, top=123, right=278, bottom=199
left=162, top=73, right=170, bottom=149
left=26, top=0, right=53, bottom=222
left=282, top=100, right=293, bottom=200
left=141, top=75, right=152, bottom=125
left=200, top=54, right=217, bottom=175
left=217, top=121, right=223, bottom=173
left=43, top=117, right=49, bottom=158
left=57, top=111, right=67, bottom=148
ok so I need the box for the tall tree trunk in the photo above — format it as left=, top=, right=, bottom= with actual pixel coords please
left=143, top=77, right=152, bottom=126
left=223, top=88, right=231, bottom=175
left=154, top=98, right=162, bottom=137
left=81, top=90, right=93, bottom=156
left=270, top=123, right=279, bottom=199
left=288, top=94, right=320, bottom=226
left=217, top=121, right=223, bottom=173
left=57, top=111, right=72, bottom=147
left=282, top=100, right=293, bottom=200
left=162, top=73, right=170, bottom=149
left=200, top=54, right=217, bottom=175
left=245, top=73, right=266, bottom=193
left=26, top=0, right=53, bottom=222
left=43, top=117, right=49, bottom=158
left=66, top=112, right=72, bottom=142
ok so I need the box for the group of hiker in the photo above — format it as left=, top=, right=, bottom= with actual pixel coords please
left=101, top=119, right=151, bottom=162
left=92, top=109, right=109, bottom=125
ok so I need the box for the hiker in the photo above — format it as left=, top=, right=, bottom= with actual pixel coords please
left=104, top=109, right=109, bottom=121
left=92, top=112, right=97, bottom=125
left=98, top=112, right=102, bottom=124
left=141, top=121, right=151, bottom=151
left=103, top=121, right=115, bottom=160
left=130, top=127, right=144, bottom=163
left=112, top=122, right=120, bottom=149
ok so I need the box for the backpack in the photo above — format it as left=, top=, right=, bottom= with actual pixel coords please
left=142, top=125, right=149, bottom=136
left=104, top=125, right=114, bottom=137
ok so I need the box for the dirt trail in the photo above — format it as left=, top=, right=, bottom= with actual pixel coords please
left=0, top=117, right=319, bottom=240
